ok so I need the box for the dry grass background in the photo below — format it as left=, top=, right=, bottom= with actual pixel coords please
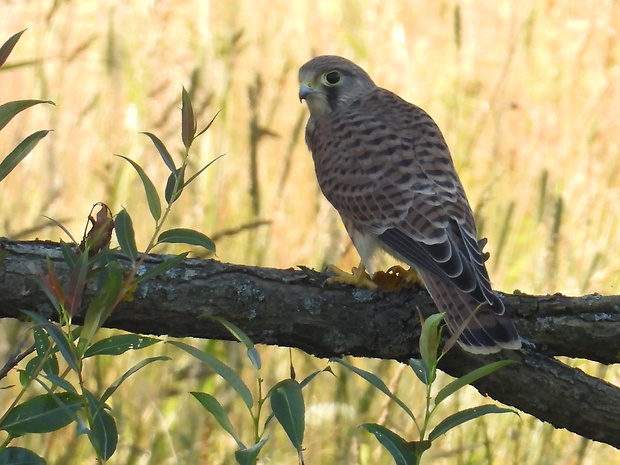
left=1, top=0, right=619, bottom=464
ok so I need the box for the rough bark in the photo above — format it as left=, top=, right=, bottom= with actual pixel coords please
left=0, top=238, right=619, bottom=448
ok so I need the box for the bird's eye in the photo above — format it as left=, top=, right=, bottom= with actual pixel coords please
left=323, top=70, right=341, bottom=86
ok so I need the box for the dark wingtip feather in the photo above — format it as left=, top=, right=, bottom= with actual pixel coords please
left=456, top=318, right=522, bottom=354
left=418, top=270, right=521, bottom=355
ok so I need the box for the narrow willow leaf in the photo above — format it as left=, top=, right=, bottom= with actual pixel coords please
left=84, top=390, right=118, bottom=460
left=428, top=405, right=517, bottom=441
left=419, top=313, right=444, bottom=375
left=41, top=373, right=76, bottom=394
left=234, top=437, right=268, bottom=465
left=141, top=131, right=176, bottom=172
left=164, top=166, right=185, bottom=204
left=114, top=208, right=138, bottom=262
left=115, top=155, right=161, bottom=221
left=32, top=327, right=59, bottom=377
left=158, top=228, right=215, bottom=252
left=168, top=341, right=252, bottom=408
left=43, top=323, right=80, bottom=373
left=22, top=311, right=80, bottom=373
left=0, top=447, right=45, bottom=465
left=207, top=316, right=261, bottom=369
left=299, top=367, right=334, bottom=389
left=435, top=360, right=518, bottom=406
left=0, top=130, right=51, bottom=182
left=246, top=348, right=261, bottom=371
left=58, top=240, right=79, bottom=268
left=270, top=379, right=304, bottom=451
left=408, top=358, right=429, bottom=385
left=100, top=356, right=169, bottom=404
left=21, top=354, right=60, bottom=388
left=181, top=86, right=196, bottom=150
left=361, top=423, right=417, bottom=465
left=84, top=334, right=161, bottom=358
left=30, top=351, right=59, bottom=382
left=0, top=29, right=26, bottom=69
left=0, top=392, right=82, bottom=434
left=332, top=358, right=417, bottom=424
left=89, top=408, right=117, bottom=460
left=135, top=252, right=189, bottom=283
left=182, top=153, right=226, bottom=188
left=191, top=392, right=244, bottom=448
left=195, top=110, right=220, bottom=139
left=0, top=100, right=55, bottom=131
left=77, top=262, right=124, bottom=356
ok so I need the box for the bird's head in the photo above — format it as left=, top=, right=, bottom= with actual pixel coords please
left=298, top=55, right=376, bottom=119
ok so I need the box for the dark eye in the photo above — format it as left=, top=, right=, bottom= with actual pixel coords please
left=324, top=70, right=341, bottom=85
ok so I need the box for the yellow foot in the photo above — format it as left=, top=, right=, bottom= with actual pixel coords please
left=326, top=264, right=378, bottom=290
left=372, top=265, right=423, bottom=292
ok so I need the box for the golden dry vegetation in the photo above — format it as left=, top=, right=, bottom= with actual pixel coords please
left=1, top=0, right=619, bottom=464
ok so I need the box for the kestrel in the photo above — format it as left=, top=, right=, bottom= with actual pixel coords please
left=299, top=55, right=521, bottom=354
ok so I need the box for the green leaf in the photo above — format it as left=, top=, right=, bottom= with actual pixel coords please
left=59, top=240, right=79, bottom=268
left=332, top=358, right=417, bottom=424
left=419, top=313, right=444, bottom=377
left=0, top=100, right=55, bottom=131
left=181, top=86, right=197, bottom=150
left=84, top=334, right=161, bottom=358
left=0, top=130, right=51, bottom=183
left=191, top=392, right=244, bottom=448
left=234, top=437, right=268, bottom=465
left=24, top=353, right=60, bottom=384
left=207, top=316, right=261, bottom=369
left=40, top=373, right=77, bottom=394
left=428, top=405, right=518, bottom=441
left=0, top=29, right=27, bottom=69
left=361, top=423, right=418, bottom=465
left=90, top=408, right=117, bottom=460
left=408, top=358, right=429, bottom=385
left=116, top=155, right=162, bottom=221
left=135, top=252, right=189, bottom=283
left=141, top=131, right=176, bottom=172
left=100, top=356, right=169, bottom=404
left=0, top=392, right=82, bottom=434
left=270, top=379, right=304, bottom=451
left=21, top=354, right=60, bottom=388
left=164, top=166, right=185, bottom=204
left=114, top=208, right=138, bottom=262
left=435, top=360, right=518, bottom=406
left=22, top=311, right=80, bottom=373
left=195, top=110, right=220, bottom=139
left=0, top=447, right=45, bottom=465
left=182, top=154, right=226, bottom=189
left=84, top=390, right=118, bottom=460
left=158, top=228, right=215, bottom=253
left=168, top=341, right=253, bottom=408
left=33, top=327, right=59, bottom=376
left=77, top=262, right=124, bottom=356
left=299, top=367, right=334, bottom=390
left=246, top=348, right=262, bottom=371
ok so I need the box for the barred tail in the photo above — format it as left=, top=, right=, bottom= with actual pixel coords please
left=418, top=270, right=521, bottom=354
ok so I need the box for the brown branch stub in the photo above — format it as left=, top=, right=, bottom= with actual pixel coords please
left=0, top=237, right=619, bottom=448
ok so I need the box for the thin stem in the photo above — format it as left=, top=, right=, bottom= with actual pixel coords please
left=254, top=377, right=264, bottom=444
left=0, top=434, right=13, bottom=452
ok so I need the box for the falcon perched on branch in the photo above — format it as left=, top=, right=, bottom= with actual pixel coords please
left=298, top=55, right=521, bottom=354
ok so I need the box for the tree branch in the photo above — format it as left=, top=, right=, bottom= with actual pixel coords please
left=0, top=238, right=619, bottom=448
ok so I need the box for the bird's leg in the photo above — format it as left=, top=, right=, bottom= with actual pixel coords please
left=326, top=262, right=378, bottom=290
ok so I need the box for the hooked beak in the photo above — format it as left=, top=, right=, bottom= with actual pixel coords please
left=299, top=83, right=319, bottom=102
